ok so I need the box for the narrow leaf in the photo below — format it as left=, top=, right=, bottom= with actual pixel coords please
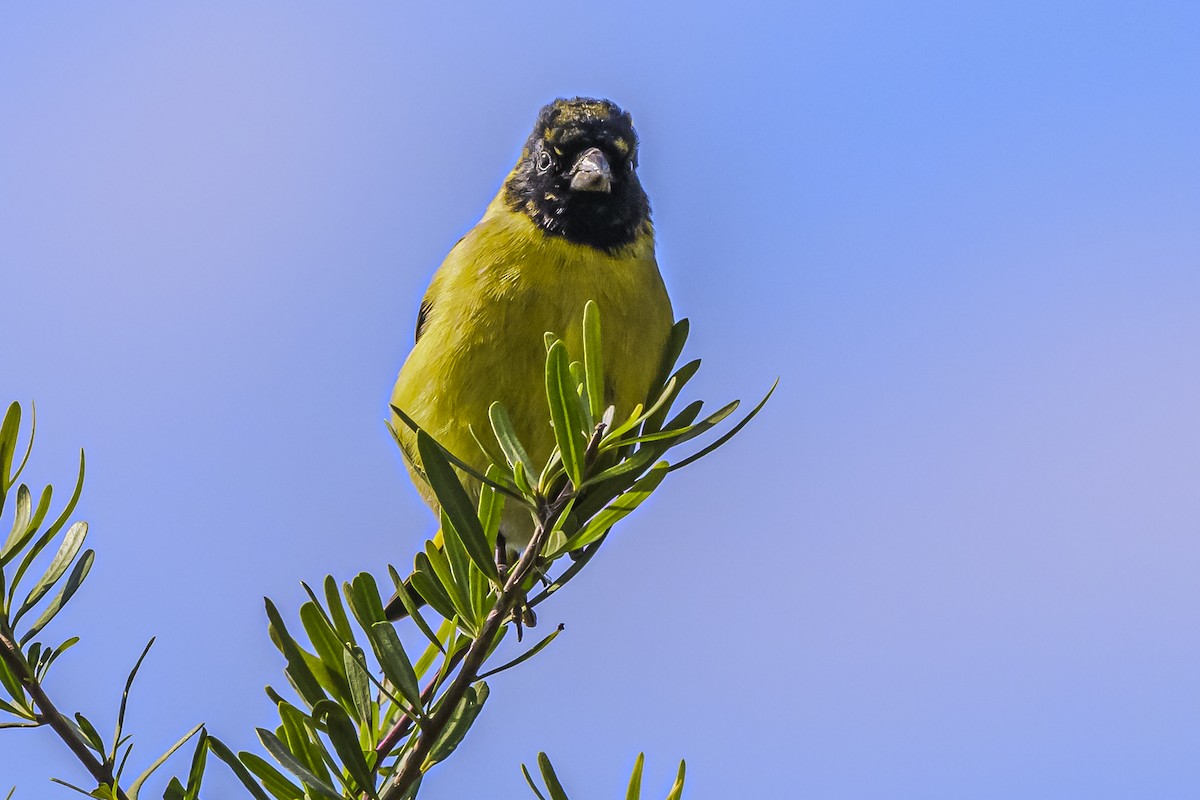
left=477, top=624, right=564, bottom=679
left=387, top=564, right=442, bottom=651
left=343, top=646, right=374, bottom=726
left=522, top=763, right=549, bottom=800
left=582, top=300, right=605, bottom=423
left=321, top=575, right=357, bottom=648
left=546, top=341, right=588, bottom=487
left=19, top=549, right=94, bottom=645
left=390, top=410, right=529, bottom=505
left=183, top=730, right=208, bottom=800
left=669, top=378, right=778, bottom=472
left=423, top=682, right=489, bottom=768
left=1, top=484, right=32, bottom=562
left=126, top=723, right=204, bottom=799
left=555, top=463, right=668, bottom=556
left=236, top=750, right=304, bottom=800
left=113, top=637, right=155, bottom=761
left=13, top=519, right=87, bottom=624
left=418, top=430, right=498, bottom=582
left=368, top=621, right=423, bottom=710
left=410, top=553, right=457, bottom=621
left=73, top=712, right=106, bottom=753
left=257, top=727, right=342, bottom=800
left=649, top=317, right=690, bottom=397
left=536, top=752, right=571, bottom=800
left=0, top=403, right=21, bottom=493
left=313, top=700, right=378, bottom=799
left=264, top=599, right=327, bottom=709
left=625, top=753, right=645, bottom=800
left=665, top=760, right=687, bottom=800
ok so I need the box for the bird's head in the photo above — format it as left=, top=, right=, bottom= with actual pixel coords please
left=504, top=97, right=650, bottom=252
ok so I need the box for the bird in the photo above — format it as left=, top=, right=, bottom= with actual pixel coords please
left=386, top=97, right=674, bottom=619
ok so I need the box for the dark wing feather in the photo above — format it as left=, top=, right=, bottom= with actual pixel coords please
left=414, top=297, right=433, bottom=343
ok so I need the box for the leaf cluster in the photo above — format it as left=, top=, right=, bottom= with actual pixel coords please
left=202, top=301, right=773, bottom=798
left=0, top=403, right=204, bottom=799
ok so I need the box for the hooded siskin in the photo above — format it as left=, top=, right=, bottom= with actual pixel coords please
left=389, top=98, right=673, bottom=596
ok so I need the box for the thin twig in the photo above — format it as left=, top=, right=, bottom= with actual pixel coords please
left=380, top=426, right=605, bottom=797
left=0, top=627, right=128, bottom=800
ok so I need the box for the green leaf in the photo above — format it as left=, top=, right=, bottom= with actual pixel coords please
left=12, top=520, right=87, bottom=625
left=112, top=638, right=155, bottom=762
left=0, top=402, right=21, bottom=495
left=1, top=484, right=33, bottom=564
left=488, top=402, right=533, bottom=476
left=668, top=378, right=777, bottom=472
left=569, top=360, right=592, bottom=431
left=413, top=617, right=456, bottom=679
left=298, top=602, right=353, bottom=709
left=0, top=654, right=27, bottom=706
left=390, top=409, right=530, bottom=506
left=423, top=541, right=475, bottom=628
left=5, top=449, right=85, bottom=577
left=47, top=777, right=100, bottom=797
left=611, top=399, right=739, bottom=449
left=625, top=753, right=645, bottom=800
left=163, top=778, right=186, bottom=800
left=582, top=300, right=605, bottom=424
left=313, top=700, right=378, bottom=798
left=238, top=751, right=304, bottom=800
left=256, top=728, right=342, bottom=800
left=477, top=624, right=564, bottom=679
left=546, top=341, right=588, bottom=487
left=367, top=621, right=423, bottom=711
left=410, top=552, right=457, bottom=621
left=344, top=572, right=387, bottom=631
left=264, top=598, right=327, bottom=709
left=665, top=760, right=687, bottom=800
left=439, top=508, right=480, bottom=628
left=418, top=430, right=499, bottom=582
left=275, top=701, right=333, bottom=788
left=479, top=466, right=505, bottom=552
left=521, top=763, right=550, bottom=800
left=641, top=359, right=701, bottom=436
left=42, top=636, right=80, bottom=675
left=19, top=548, right=94, bottom=645
left=126, top=723, right=204, bottom=800
left=321, top=575, right=357, bottom=649
left=536, top=752, right=571, bottom=800
left=207, top=737, right=276, bottom=800
left=650, top=317, right=690, bottom=398
left=386, top=564, right=443, bottom=651
left=423, top=682, right=489, bottom=769
left=342, top=646, right=374, bottom=727
left=73, top=712, right=105, bottom=753
left=183, top=730, right=208, bottom=800
left=553, top=463, right=669, bottom=557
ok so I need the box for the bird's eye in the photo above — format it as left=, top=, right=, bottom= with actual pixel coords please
left=627, top=159, right=637, bottom=173
left=536, top=151, right=553, bottom=172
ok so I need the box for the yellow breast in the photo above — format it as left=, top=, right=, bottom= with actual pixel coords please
left=390, top=195, right=674, bottom=545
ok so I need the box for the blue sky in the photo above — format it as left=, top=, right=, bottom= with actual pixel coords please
left=3, top=2, right=1198, bottom=798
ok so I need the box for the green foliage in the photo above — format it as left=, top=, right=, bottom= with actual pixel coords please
left=2, top=300, right=771, bottom=798
left=0, top=402, right=204, bottom=800
left=522, top=752, right=687, bottom=800
left=205, top=300, right=769, bottom=798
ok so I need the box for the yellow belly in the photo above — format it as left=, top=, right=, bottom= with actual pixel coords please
left=390, top=197, right=673, bottom=546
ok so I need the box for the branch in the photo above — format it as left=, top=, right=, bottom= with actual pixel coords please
left=0, top=626, right=128, bottom=800
left=381, top=429, right=601, bottom=798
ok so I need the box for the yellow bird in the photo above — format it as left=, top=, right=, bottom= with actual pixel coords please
left=387, top=98, right=673, bottom=616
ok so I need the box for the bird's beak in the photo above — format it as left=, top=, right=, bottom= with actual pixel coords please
left=569, top=147, right=612, bottom=193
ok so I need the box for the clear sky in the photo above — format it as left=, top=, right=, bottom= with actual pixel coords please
left=3, top=2, right=1198, bottom=798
